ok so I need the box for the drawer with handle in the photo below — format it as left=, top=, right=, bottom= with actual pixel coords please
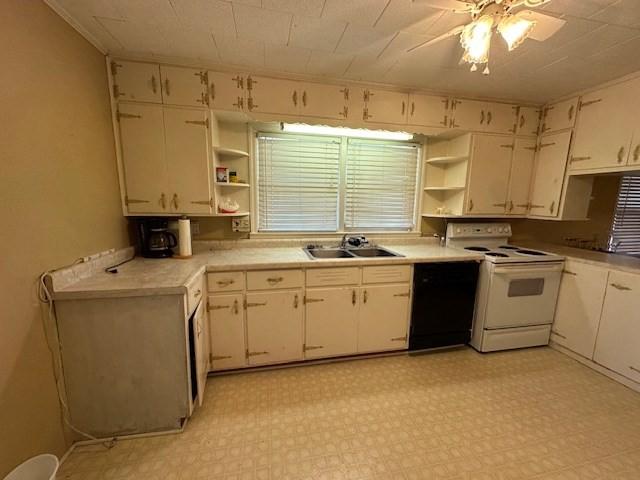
left=362, top=265, right=411, bottom=284
left=207, top=271, right=245, bottom=292
left=247, top=269, right=304, bottom=290
left=186, top=274, right=204, bottom=315
left=306, top=267, right=360, bottom=287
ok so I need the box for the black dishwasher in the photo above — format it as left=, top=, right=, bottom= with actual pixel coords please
left=409, top=262, right=480, bottom=350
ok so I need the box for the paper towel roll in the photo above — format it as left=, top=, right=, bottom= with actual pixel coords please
left=178, top=217, right=192, bottom=257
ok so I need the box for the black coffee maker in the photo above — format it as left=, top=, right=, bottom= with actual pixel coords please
left=137, top=219, right=177, bottom=258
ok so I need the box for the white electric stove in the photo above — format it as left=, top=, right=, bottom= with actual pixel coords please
left=446, top=223, right=565, bottom=352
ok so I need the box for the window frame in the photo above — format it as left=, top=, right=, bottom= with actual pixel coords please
left=251, top=129, right=423, bottom=236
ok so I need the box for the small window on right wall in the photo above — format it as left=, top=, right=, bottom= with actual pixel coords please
left=609, top=175, right=640, bottom=255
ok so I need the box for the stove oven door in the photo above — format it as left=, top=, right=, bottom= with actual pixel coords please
left=484, top=262, right=563, bottom=329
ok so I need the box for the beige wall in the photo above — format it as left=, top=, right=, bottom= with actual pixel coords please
left=0, top=1, right=128, bottom=475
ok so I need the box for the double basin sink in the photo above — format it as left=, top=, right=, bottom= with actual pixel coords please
left=303, top=246, right=403, bottom=260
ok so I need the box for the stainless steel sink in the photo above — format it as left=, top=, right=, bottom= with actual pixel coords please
left=304, top=248, right=355, bottom=259
left=303, top=246, right=403, bottom=259
left=349, top=247, right=403, bottom=258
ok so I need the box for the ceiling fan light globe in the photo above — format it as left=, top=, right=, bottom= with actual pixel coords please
left=498, top=14, right=536, bottom=51
left=460, top=14, right=493, bottom=64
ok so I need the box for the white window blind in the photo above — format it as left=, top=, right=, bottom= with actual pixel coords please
left=345, top=139, right=420, bottom=231
left=609, top=175, right=640, bottom=255
left=257, top=133, right=340, bottom=232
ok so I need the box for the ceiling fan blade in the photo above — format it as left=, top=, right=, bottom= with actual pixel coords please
left=516, top=10, right=566, bottom=41
left=406, top=25, right=465, bottom=53
left=411, top=0, right=476, bottom=12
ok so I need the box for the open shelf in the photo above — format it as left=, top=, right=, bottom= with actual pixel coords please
left=426, top=155, right=468, bottom=165
left=216, top=182, right=250, bottom=188
left=213, top=146, right=249, bottom=158
left=213, top=211, right=250, bottom=217
left=424, top=186, right=465, bottom=191
left=422, top=213, right=465, bottom=218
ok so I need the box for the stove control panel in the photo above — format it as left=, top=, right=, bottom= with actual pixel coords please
left=446, top=223, right=512, bottom=239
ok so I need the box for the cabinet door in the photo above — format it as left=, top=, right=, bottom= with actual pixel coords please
left=118, top=103, right=168, bottom=213
left=485, top=102, right=518, bottom=135
left=163, top=108, right=212, bottom=215
left=466, top=135, right=513, bottom=215
left=528, top=131, right=572, bottom=218
left=192, top=301, right=208, bottom=406
left=208, top=294, right=246, bottom=371
left=111, top=60, right=162, bottom=103
left=551, top=261, right=608, bottom=359
left=358, top=285, right=410, bottom=353
left=408, top=93, right=448, bottom=128
left=305, top=288, right=359, bottom=359
left=160, top=66, right=208, bottom=107
left=208, top=71, right=245, bottom=112
left=451, top=98, right=485, bottom=130
left=541, top=97, right=579, bottom=134
left=363, top=89, right=408, bottom=125
left=594, top=271, right=640, bottom=383
left=246, top=76, right=299, bottom=116
left=507, top=139, right=537, bottom=215
left=570, top=85, right=634, bottom=171
left=246, top=290, right=303, bottom=365
left=299, top=82, right=348, bottom=120
left=516, top=106, right=541, bottom=137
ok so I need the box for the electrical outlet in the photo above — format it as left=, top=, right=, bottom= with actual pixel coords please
left=232, top=217, right=250, bottom=233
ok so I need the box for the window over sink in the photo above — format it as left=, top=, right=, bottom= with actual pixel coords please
left=256, top=132, right=421, bottom=233
left=609, top=175, right=640, bottom=255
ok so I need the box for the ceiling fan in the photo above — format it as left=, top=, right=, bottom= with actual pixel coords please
left=408, top=0, right=566, bottom=74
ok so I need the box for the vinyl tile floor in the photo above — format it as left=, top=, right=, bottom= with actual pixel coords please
left=58, top=347, right=640, bottom=479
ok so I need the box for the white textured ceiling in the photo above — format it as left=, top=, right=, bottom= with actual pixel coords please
left=51, top=0, right=640, bottom=103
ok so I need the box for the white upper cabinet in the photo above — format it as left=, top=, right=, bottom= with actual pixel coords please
left=552, top=261, right=609, bottom=360
left=246, top=75, right=299, bottom=116
left=298, top=82, right=349, bottom=120
left=528, top=130, right=572, bottom=218
left=407, top=93, right=449, bottom=128
left=111, top=60, right=162, bottom=103
left=207, top=71, right=245, bottom=112
left=507, top=138, right=537, bottom=215
left=117, top=103, right=168, bottom=213
left=541, top=97, right=579, bottom=134
left=466, top=135, right=514, bottom=215
left=451, top=99, right=517, bottom=134
left=594, top=271, right=640, bottom=384
left=163, top=107, right=212, bottom=215
left=516, top=106, right=541, bottom=137
left=363, top=89, right=409, bottom=125
left=571, top=80, right=637, bottom=171
left=160, top=66, right=208, bottom=108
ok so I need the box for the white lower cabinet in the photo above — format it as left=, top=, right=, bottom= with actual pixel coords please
left=358, top=285, right=411, bottom=353
left=594, top=271, right=640, bottom=383
left=551, top=261, right=609, bottom=359
left=208, top=294, right=246, bottom=371
left=245, top=290, right=303, bottom=366
left=304, top=287, right=359, bottom=359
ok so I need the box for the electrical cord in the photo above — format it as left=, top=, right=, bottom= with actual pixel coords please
left=38, top=263, right=116, bottom=450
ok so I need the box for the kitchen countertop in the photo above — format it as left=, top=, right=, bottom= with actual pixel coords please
left=520, top=241, right=640, bottom=274
left=52, top=243, right=483, bottom=300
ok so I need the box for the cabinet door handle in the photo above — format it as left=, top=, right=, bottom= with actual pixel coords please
left=562, top=270, right=577, bottom=276
left=247, top=97, right=257, bottom=111
left=508, top=200, right=514, bottom=212
left=340, top=88, right=349, bottom=100
left=468, top=198, right=474, bottom=211
left=493, top=202, right=507, bottom=208
left=160, top=193, right=167, bottom=209
left=570, top=156, right=591, bottom=163
left=549, top=201, right=556, bottom=214
left=610, top=283, right=632, bottom=291
left=393, top=292, right=410, bottom=297
left=410, top=101, right=415, bottom=116
left=304, top=297, right=324, bottom=304
left=487, top=111, right=492, bottom=125
left=209, top=81, right=216, bottom=101
left=267, top=276, right=283, bottom=285
left=480, top=110, right=485, bottom=124
left=352, top=289, right=357, bottom=306
left=363, top=290, right=368, bottom=304
left=529, top=204, right=545, bottom=209
left=568, top=105, right=575, bottom=121
left=634, top=145, right=640, bottom=162
left=302, top=90, right=307, bottom=107
left=292, top=90, right=298, bottom=106
left=216, top=279, right=235, bottom=287
left=551, top=329, right=567, bottom=340
left=247, top=351, right=268, bottom=357
left=246, top=76, right=256, bottom=90
left=233, top=299, right=239, bottom=315
left=164, top=78, right=170, bottom=96
left=172, top=193, right=179, bottom=209
left=617, top=146, right=626, bottom=163
left=401, top=101, right=406, bottom=116
left=294, top=294, right=299, bottom=309
left=246, top=302, right=267, bottom=308
left=151, top=75, right=157, bottom=94
left=441, top=114, right=448, bottom=126
left=391, top=335, right=407, bottom=342
left=304, top=345, right=324, bottom=352
left=519, top=115, right=525, bottom=128
left=208, top=304, right=230, bottom=311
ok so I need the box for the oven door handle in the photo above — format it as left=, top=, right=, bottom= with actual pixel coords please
left=493, top=264, right=564, bottom=275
